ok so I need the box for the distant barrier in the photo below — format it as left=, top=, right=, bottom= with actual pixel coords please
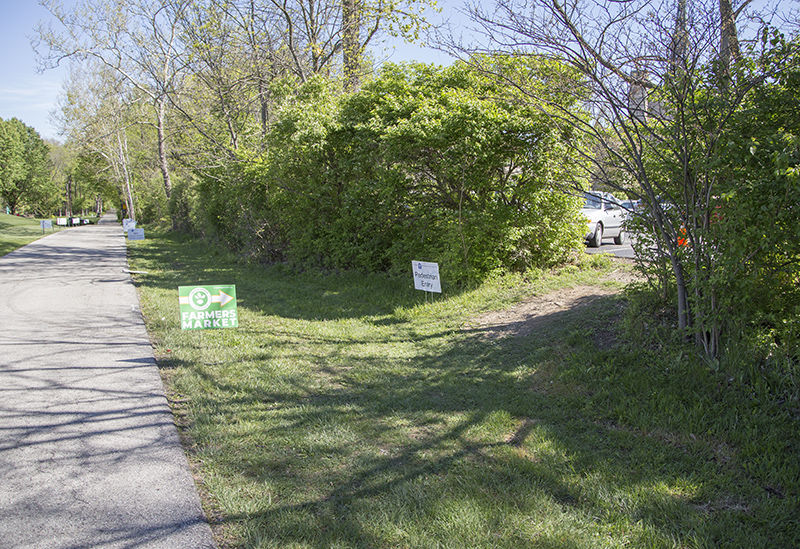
left=55, top=217, right=94, bottom=227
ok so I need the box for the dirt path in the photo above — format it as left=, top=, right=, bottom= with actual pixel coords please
left=465, top=258, right=640, bottom=341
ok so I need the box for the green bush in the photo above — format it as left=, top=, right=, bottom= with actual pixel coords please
left=193, top=157, right=286, bottom=264
left=707, top=39, right=800, bottom=360
left=265, top=60, right=588, bottom=284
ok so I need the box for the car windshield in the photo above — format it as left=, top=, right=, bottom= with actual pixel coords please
left=583, top=193, right=602, bottom=209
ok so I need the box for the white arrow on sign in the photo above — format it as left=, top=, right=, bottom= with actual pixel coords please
left=179, top=290, right=234, bottom=308
left=212, top=290, right=234, bottom=307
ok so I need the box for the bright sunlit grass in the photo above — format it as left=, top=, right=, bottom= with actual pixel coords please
left=129, top=230, right=799, bottom=549
left=0, top=213, right=63, bottom=257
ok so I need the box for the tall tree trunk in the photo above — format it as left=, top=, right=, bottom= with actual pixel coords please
left=258, top=78, right=269, bottom=136
left=671, top=0, right=687, bottom=70
left=156, top=99, right=172, bottom=199
left=117, top=130, right=136, bottom=221
left=250, top=0, right=270, bottom=136
left=66, top=173, right=73, bottom=216
left=719, top=0, right=741, bottom=72
left=672, top=257, right=692, bottom=334
left=342, top=0, right=361, bottom=90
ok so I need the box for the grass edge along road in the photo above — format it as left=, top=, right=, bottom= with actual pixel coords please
left=128, top=229, right=799, bottom=549
left=0, top=213, right=68, bottom=257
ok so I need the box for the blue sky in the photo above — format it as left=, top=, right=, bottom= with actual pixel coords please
left=0, top=0, right=70, bottom=140
left=0, top=1, right=459, bottom=142
left=1, top=1, right=785, bottom=142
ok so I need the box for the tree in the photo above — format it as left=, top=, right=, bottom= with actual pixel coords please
left=55, top=61, right=141, bottom=220
left=0, top=118, right=53, bottom=216
left=456, top=0, right=789, bottom=355
left=710, top=34, right=800, bottom=357
left=50, top=142, right=118, bottom=217
left=48, top=139, right=74, bottom=215
left=172, top=0, right=436, bottom=159
left=235, top=0, right=434, bottom=87
left=267, top=60, right=588, bottom=282
left=0, top=118, right=25, bottom=212
left=175, top=0, right=288, bottom=156
left=36, top=0, right=190, bottom=204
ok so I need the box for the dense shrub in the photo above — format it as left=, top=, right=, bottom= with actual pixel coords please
left=193, top=156, right=286, bottom=264
left=624, top=35, right=800, bottom=369
left=264, top=60, right=588, bottom=284
left=711, top=39, right=800, bottom=362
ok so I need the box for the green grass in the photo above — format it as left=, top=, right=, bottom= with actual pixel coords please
left=0, top=213, right=65, bottom=257
left=129, top=230, right=800, bottom=549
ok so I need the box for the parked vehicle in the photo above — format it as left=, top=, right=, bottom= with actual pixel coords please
left=581, top=191, right=626, bottom=247
left=620, top=199, right=640, bottom=217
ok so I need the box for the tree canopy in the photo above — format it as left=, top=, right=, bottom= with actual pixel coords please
left=452, top=0, right=800, bottom=356
left=28, top=0, right=800, bottom=365
left=0, top=118, right=54, bottom=216
left=195, top=60, right=589, bottom=283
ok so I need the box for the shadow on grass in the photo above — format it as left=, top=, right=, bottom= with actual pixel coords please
left=132, top=231, right=795, bottom=548
left=177, top=308, right=772, bottom=547
left=129, top=230, right=437, bottom=322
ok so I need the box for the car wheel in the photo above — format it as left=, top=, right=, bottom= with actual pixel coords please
left=589, top=223, right=602, bottom=247
left=614, top=230, right=626, bottom=245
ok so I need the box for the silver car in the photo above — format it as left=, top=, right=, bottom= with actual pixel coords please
left=581, top=191, right=626, bottom=247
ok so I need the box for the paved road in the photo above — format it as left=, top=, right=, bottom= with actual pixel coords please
left=584, top=237, right=635, bottom=258
left=0, top=214, right=216, bottom=549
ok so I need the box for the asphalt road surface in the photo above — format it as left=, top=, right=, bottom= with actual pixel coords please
left=0, top=214, right=216, bottom=549
left=584, top=236, right=636, bottom=258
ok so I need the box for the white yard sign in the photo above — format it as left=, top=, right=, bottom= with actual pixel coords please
left=123, top=218, right=137, bottom=231
left=412, top=261, right=442, bottom=293
left=128, top=228, right=145, bottom=240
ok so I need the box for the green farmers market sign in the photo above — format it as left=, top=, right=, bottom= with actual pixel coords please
left=179, top=285, right=238, bottom=330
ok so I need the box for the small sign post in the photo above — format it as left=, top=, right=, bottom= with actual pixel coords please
left=40, top=220, right=52, bottom=234
left=179, top=285, right=238, bottom=330
left=412, top=261, right=442, bottom=293
left=123, top=218, right=136, bottom=231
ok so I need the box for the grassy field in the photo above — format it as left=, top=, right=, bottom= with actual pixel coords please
left=0, top=213, right=64, bottom=257
left=128, top=230, right=799, bottom=549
